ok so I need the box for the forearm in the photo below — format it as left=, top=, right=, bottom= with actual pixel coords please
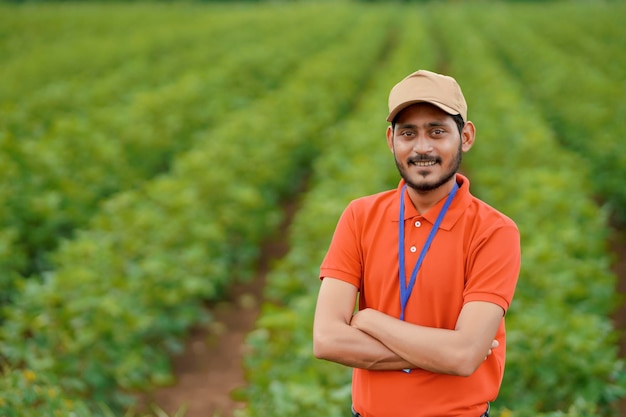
left=353, top=311, right=461, bottom=374
left=314, top=320, right=414, bottom=370
left=351, top=306, right=501, bottom=376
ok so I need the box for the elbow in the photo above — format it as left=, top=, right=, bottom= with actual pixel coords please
left=313, top=339, right=326, bottom=360
left=313, top=331, right=335, bottom=361
left=313, top=317, right=355, bottom=363
left=452, top=362, right=481, bottom=378
left=313, top=326, right=354, bottom=364
left=446, top=350, right=484, bottom=377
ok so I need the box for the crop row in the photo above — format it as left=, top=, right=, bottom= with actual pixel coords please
left=0, top=4, right=282, bottom=107
left=0, top=3, right=359, bottom=300
left=240, top=14, right=429, bottom=417
left=467, top=3, right=626, bottom=225
left=496, top=3, right=624, bottom=81
left=240, top=3, right=625, bottom=417
left=0, top=5, right=395, bottom=414
left=1, top=2, right=624, bottom=416
left=429, top=6, right=624, bottom=413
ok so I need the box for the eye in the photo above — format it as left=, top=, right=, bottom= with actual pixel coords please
left=431, top=128, right=445, bottom=136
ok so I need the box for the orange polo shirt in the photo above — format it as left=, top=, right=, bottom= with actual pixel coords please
left=319, top=174, right=520, bottom=417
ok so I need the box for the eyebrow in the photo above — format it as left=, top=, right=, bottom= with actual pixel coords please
left=426, top=121, right=447, bottom=127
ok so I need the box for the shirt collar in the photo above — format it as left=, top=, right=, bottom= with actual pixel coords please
left=392, top=173, right=471, bottom=231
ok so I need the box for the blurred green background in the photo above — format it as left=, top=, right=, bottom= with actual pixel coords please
left=0, top=1, right=625, bottom=416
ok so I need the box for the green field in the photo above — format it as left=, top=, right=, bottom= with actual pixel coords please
left=1, top=2, right=625, bottom=416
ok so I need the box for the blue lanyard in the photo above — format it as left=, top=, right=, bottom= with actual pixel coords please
left=398, top=181, right=458, bottom=321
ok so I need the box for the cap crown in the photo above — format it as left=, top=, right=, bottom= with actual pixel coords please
left=387, top=70, right=467, bottom=122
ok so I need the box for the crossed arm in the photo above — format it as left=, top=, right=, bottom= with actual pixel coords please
left=313, top=277, right=504, bottom=377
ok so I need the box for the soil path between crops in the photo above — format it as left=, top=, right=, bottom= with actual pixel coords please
left=140, top=214, right=626, bottom=416
left=138, top=196, right=298, bottom=417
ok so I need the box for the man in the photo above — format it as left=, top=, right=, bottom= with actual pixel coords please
left=313, top=70, right=520, bottom=417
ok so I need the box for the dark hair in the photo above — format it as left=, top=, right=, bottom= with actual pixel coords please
left=391, top=112, right=465, bottom=136
left=451, top=114, right=465, bottom=136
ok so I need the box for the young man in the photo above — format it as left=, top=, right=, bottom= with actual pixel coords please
left=313, top=70, right=520, bottom=417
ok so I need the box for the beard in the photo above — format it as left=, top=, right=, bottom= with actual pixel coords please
left=395, top=142, right=462, bottom=192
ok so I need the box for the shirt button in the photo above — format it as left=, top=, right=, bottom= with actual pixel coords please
left=410, top=246, right=417, bottom=253
left=414, top=221, right=421, bottom=228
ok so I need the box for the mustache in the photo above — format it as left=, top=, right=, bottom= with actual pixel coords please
left=407, top=155, right=441, bottom=164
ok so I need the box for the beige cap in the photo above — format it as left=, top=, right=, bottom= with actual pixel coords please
left=387, top=69, right=467, bottom=122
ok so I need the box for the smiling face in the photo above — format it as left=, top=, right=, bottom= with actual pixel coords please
left=387, top=102, right=475, bottom=194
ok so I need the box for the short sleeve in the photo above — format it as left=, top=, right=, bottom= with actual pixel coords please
left=464, top=222, right=520, bottom=313
left=319, top=202, right=363, bottom=290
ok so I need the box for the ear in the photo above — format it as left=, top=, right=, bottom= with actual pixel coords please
left=386, top=125, right=394, bottom=153
left=461, top=121, right=476, bottom=152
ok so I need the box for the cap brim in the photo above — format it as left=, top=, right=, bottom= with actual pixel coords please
left=386, top=100, right=460, bottom=123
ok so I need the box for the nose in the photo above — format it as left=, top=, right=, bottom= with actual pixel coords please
left=412, top=135, right=432, bottom=154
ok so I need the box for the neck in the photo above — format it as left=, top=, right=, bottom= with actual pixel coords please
left=407, top=177, right=457, bottom=215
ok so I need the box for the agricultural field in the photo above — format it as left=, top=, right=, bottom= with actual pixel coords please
left=0, top=1, right=625, bottom=416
